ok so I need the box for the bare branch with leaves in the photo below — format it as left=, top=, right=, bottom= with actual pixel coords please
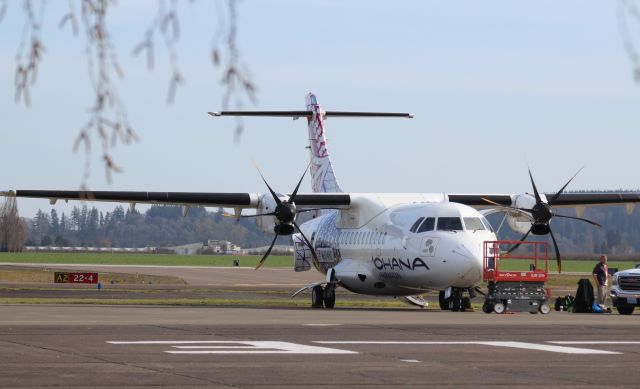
left=5, top=0, right=256, bottom=185
left=619, top=0, right=640, bottom=82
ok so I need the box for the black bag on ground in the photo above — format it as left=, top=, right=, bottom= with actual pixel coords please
left=572, top=278, right=594, bottom=313
left=554, top=296, right=563, bottom=311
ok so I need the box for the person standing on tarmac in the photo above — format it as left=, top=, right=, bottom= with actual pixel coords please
left=592, top=255, right=609, bottom=307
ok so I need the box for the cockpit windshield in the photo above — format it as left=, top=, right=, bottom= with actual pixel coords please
left=463, top=217, right=485, bottom=231
left=417, top=217, right=435, bottom=233
left=437, top=217, right=463, bottom=231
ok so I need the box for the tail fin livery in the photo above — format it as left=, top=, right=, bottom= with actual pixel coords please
left=305, top=93, right=342, bottom=193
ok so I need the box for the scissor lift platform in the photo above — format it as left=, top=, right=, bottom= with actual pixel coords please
left=482, top=240, right=551, bottom=314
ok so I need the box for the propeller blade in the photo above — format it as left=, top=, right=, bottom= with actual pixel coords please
left=549, top=166, right=584, bottom=205
left=297, top=208, right=342, bottom=213
left=293, top=220, right=320, bottom=266
left=481, top=197, right=503, bottom=207
left=548, top=227, right=561, bottom=273
left=528, top=167, right=542, bottom=204
left=554, top=214, right=602, bottom=227
left=224, top=212, right=277, bottom=218
left=506, top=226, right=533, bottom=255
left=289, top=163, right=311, bottom=203
left=255, top=233, right=279, bottom=270
left=480, top=198, right=534, bottom=221
left=252, top=161, right=282, bottom=206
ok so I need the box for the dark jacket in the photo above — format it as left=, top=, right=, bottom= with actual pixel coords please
left=592, top=262, right=607, bottom=286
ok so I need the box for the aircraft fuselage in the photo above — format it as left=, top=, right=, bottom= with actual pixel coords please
left=297, top=200, right=497, bottom=296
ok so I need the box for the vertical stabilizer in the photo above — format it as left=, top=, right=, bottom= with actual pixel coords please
left=306, top=93, right=343, bottom=193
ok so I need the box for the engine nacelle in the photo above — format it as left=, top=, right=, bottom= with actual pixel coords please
left=255, top=193, right=279, bottom=233
left=505, top=193, right=546, bottom=234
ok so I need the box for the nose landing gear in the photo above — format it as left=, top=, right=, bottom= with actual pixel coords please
left=439, top=287, right=474, bottom=312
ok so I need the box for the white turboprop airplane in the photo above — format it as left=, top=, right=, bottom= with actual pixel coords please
left=3, top=93, right=640, bottom=311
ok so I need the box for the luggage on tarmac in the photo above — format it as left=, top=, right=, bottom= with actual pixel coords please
left=572, top=278, right=594, bottom=313
left=554, top=295, right=575, bottom=311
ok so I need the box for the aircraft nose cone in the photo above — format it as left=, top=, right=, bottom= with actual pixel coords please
left=451, top=242, right=484, bottom=285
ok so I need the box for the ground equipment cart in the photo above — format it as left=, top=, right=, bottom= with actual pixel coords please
left=482, top=240, right=551, bottom=314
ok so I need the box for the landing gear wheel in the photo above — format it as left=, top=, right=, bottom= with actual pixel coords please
left=323, top=286, right=336, bottom=309
left=450, top=289, right=462, bottom=312
left=451, top=297, right=461, bottom=312
left=538, top=303, right=551, bottom=315
left=311, top=285, right=324, bottom=308
left=493, top=302, right=505, bottom=314
left=482, top=302, right=493, bottom=314
left=616, top=303, right=635, bottom=315
left=461, top=297, right=471, bottom=312
left=438, top=291, right=450, bottom=310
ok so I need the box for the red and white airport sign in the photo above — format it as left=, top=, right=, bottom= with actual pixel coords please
left=54, top=272, right=99, bottom=284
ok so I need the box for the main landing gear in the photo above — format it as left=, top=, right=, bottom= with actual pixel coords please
left=311, top=268, right=337, bottom=309
left=439, top=287, right=474, bottom=312
left=311, top=283, right=336, bottom=308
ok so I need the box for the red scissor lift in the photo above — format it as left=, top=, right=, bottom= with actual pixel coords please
left=482, top=240, right=551, bottom=314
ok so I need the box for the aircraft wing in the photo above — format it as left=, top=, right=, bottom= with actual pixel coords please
left=0, top=190, right=351, bottom=210
left=446, top=193, right=640, bottom=208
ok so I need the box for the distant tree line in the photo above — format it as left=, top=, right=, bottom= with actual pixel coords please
left=25, top=205, right=287, bottom=249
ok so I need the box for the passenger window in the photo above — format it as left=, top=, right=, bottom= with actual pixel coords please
left=410, top=217, right=424, bottom=233
left=417, top=217, right=435, bottom=233
left=437, top=217, right=463, bottom=231
left=463, top=217, right=485, bottom=231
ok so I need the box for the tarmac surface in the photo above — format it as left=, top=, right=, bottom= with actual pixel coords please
left=1, top=305, right=640, bottom=388
left=1, top=264, right=639, bottom=387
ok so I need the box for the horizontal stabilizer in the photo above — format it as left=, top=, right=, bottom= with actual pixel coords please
left=208, top=111, right=413, bottom=119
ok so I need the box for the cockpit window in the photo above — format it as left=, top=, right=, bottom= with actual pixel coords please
left=463, top=217, right=485, bottom=231
left=410, top=217, right=424, bottom=233
left=437, top=217, right=463, bottom=231
left=417, top=217, right=435, bottom=233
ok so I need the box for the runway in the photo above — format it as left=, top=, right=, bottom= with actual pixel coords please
left=1, top=305, right=640, bottom=387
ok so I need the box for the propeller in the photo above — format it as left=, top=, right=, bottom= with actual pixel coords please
left=488, top=167, right=602, bottom=273
left=246, top=163, right=320, bottom=270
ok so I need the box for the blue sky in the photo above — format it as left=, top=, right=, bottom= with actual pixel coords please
left=1, top=1, right=639, bottom=217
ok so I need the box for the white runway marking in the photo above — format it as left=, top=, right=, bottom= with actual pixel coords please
left=108, top=340, right=357, bottom=355
left=303, top=323, right=342, bottom=327
left=400, top=359, right=421, bottom=363
left=549, top=341, right=640, bottom=345
left=314, top=341, right=620, bottom=355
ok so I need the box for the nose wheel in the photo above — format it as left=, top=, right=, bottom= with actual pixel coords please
left=440, top=287, right=473, bottom=312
